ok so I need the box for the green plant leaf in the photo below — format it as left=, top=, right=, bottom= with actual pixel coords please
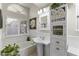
left=1, top=43, right=20, bottom=56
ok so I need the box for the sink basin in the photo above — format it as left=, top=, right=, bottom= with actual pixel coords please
left=32, top=37, right=50, bottom=45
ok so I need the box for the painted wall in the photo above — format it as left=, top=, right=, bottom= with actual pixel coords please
left=67, top=4, right=79, bottom=45
left=67, top=4, right=79, bottom=55
left=67, top=4, right=78, bottom=36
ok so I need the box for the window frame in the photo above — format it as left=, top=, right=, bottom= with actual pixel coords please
left=75, top=4, right=79, bottom=31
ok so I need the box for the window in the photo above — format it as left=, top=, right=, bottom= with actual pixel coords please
left=76, top=4, right=79, bottom=31
left=6, top=18, right=19, bottom=36
left=6, top=18, right=27, bottom=37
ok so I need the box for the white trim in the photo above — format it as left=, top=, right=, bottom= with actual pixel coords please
left=67, top=35, right=79, bottom=37
left=4, top=34, right=28, bottom=39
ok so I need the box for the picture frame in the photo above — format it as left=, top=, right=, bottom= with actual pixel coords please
left=0, top=9, right=3, bottom=28
left=29, top=17, right=36, bottom=29
left=20, top=21, right=27, bottom=34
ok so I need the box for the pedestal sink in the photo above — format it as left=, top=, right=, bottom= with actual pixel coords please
left=32, top=37, right=50, bottom=56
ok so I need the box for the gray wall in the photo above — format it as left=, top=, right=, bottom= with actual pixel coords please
left=67, top=4, right=78, bottom=36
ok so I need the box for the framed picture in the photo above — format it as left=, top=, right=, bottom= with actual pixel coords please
left=29, top=17, right=36, bottom=29
left=0, top=9, right=3, bottom=28
left=20, top=21, right=27, bottom=34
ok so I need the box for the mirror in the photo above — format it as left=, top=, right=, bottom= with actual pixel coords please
left=41, top=16, right=47, bottom=28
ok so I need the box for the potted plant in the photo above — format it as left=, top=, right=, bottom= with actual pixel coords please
left=50, top=3, right=64, bottom=9
left=1, top=43, right=19, bottom=56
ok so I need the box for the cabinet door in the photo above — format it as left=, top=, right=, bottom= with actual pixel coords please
left=50, top=36, right=67, bottom=56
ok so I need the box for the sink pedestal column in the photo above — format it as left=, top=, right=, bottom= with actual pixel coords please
left=37, top=43, right=43, bottom=56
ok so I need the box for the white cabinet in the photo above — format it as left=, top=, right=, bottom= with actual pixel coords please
left=50, top=5, right=67, bottom=56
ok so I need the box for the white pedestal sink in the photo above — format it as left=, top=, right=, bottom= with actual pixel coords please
left=32, top=37, right=50, bottom=45
left=32, top=37, right=50, bottom=56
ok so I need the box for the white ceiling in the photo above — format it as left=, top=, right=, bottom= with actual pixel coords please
left=34, top=3, right=50, bottom=8
left=20, top=3, right=50, bottom=8
left=19, top=3, right=34, bottom=8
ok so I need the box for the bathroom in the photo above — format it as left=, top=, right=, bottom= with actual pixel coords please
left=0, top=3, right=79, bottom=56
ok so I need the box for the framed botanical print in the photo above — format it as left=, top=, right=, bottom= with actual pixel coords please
left=29, top=17, right=36, bottom=29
